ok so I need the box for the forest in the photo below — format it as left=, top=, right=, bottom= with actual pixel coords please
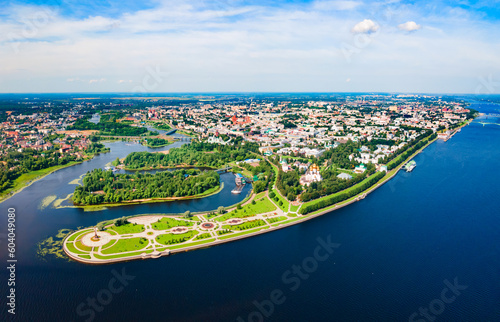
left=72, top=168, right=220, bottom=205
left=145, top=138, right=171, bottom=147
left=123, top=141, right=260, bottom=169
left=67, top=114, right=148, bottom=136
left=0, top=149, right=78, bottom=193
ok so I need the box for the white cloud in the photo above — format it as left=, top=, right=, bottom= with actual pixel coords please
left=398, top=21, right=421, bottom=32
left=351, top=19, right=379, bottom=34
left=89, top=78, right=106, bottom=84
left=313, top=1, right=362, bottom=11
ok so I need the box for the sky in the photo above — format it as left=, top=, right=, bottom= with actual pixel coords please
left=0, top=0, right=499, bottom=93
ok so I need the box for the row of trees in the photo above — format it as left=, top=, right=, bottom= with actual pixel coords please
left=299, top=171, right=385, bottom=215
left=123, top=141, right=260, bottom=169
left=276, top=170, right=301, bottom=201
left=386, top=133, right=437, bottom=170
left=300, top=164, right=376, bottom=202
left=72, top=168, right=220, bottom=205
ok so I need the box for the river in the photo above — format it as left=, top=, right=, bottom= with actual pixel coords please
left=1, top=104, right=499, bottom=321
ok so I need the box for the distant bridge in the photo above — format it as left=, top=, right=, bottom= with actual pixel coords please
left=477, top=122, right=500, bottom=127
left=216, top=167, right=232, bottom=174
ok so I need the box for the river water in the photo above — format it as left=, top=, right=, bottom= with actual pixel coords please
left=1, top=103, right=499, bottom=321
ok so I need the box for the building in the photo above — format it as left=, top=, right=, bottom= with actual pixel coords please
left=337, top=173, right=353, bottom=180
left=300, top=164, right=323, bottom=186
left=354, top=164, right=367, bottom=174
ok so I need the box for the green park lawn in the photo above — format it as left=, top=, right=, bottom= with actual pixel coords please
left=101, top=237, right=149, bottom=254
left=270, top=187, right=289, bottom=212
left=66, top=242, right=87, bottom=255
left=110, top=223, right=145, bottom=235
left=152, top=217, right=194, bottom=230
left=222, top=219, right=267, bottom=231
left=267, top=216, right=287, bottom=224
left=216, top=193, right=276, bottom=222
left=156, top=230, right=198, bottom=245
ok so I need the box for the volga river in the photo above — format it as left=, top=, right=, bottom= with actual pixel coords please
left=1, top=103, right=499, bottom=321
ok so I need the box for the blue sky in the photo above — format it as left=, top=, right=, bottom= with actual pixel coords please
left=1, top=0, right=499, bottom=93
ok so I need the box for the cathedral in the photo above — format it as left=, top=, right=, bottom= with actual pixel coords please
left=300, top=164, right=323, bottom=186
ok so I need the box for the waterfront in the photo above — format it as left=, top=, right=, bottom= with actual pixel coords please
left=1, top=104, right=499, bottom=321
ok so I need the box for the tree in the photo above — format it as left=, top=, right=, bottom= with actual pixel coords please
left=217, top=206, right=225, bottom=214
left=183, top=211, right=192, bottom=218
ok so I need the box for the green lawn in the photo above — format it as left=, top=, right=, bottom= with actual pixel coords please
left=268, top=163, right=291, bottom=212
left=219, top=227, right=265, bottom=240
left=75, top=240, right=92, bottom=252
left=195, top=233, right=212, bottom=240
left=101, top=237, right=149, bottom=254
left=152, top=217, right=194, bottom=230
left=110, top=223, right=145, bottom=235
left=94, top=249, right=154, bottom=259
left=67, top=229, right=92, bottom=242
left=66, top=242, right=88, bottom=255
left=215, top=193, right=276, bottom=222
left=156, top=230, right=198, bottom=245
left=271, top=187, right=289, bottom=212
left=289, top=204, right=300, bottom=212
left=267, top=216, right=287, bottom=224
left=100, top=239, right=117, bottom=250
left=222, top=219, right=267, bottom=231
left=168, top=238, right=216, bottom=249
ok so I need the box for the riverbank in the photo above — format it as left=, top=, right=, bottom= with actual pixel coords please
left=72, top=183, right=224, bottom=211
left=0, top=161, right=83, bottom=204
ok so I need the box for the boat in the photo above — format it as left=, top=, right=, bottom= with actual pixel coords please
left=404, top=160, right=416, bottom=172
left=231, top=185, right=244, bottom=194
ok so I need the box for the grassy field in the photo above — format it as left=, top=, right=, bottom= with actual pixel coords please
left=110, top=223, right=145, bottom=235
left=101, top=237, right=149, bottom=254
left=222, top=219, right=267, bottom=231
left=270, top=187, right=289, bottom=212
left=152, top=217, right=194, bottom=230
left=215, top=193, right=276, bottom=222
left=289, top=204, right=300, bottom=212
left=267, top=216, right=288, bottom=224
left=95, top=249, right=154, bottom=259
left=219, top=227, right=265, bottom=240
left=75, top=240, right=92, bottom=252
left=168, top=238, right=216, bottom=249
left=66, top=242, right=87, bottom=255
left=156, top=230, right=198, bottom=245
left=67, top=229, right=92, bottom=242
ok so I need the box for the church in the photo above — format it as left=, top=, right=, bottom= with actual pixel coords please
left=300, top=164, right=323, bottom=186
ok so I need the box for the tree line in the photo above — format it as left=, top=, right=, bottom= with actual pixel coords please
left=72, top=168, right=220, bottom=205
left=68, top=115, right=147, bottom=136
left=299, top=171, right=385, bottom=214
left=123, top=141, right=260, bottom=169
